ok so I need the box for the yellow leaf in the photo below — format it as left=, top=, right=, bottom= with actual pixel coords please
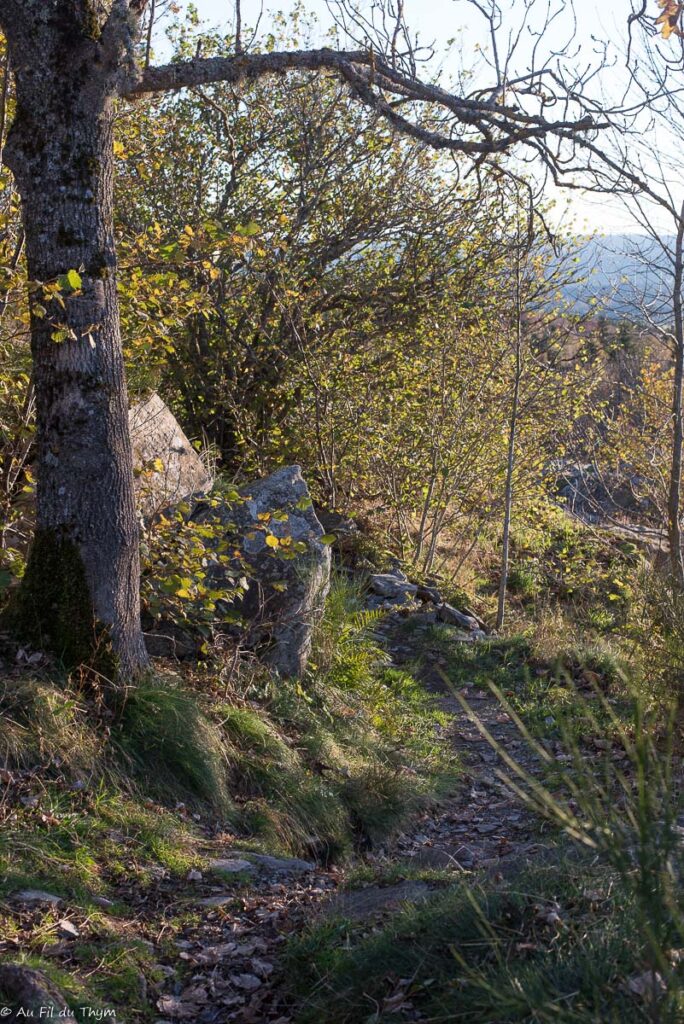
left=657, top=1, right=683, bottom=37
left=265, top=535, right=280, bottom=548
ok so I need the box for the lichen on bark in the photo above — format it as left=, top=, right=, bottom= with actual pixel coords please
left=81, top=1, right=103, bottom=42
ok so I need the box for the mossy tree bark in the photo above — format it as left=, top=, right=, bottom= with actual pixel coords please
left=0, top=2, right=148, bottom=677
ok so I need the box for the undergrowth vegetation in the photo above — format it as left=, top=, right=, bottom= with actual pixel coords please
left=272, top=520, right=684, bottom=1024
left=287, top=854, right=684, bottom=1023
left=286, top=681, right=684, bottom=1024
left=2, top=485, right=680, bottom=1022
left=0, top=585, right=454, bottom=910
left=0, top=576, right=459, bottom=1017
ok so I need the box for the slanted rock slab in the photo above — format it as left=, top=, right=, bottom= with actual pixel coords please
left=437, top=602, right=480, bottom=631
left=130, top=392, right=213, bottom=516
left=416, top=583, right=442, bottom=605
left=321, top=881, right=432, bottom=921
left=0, top=394, right=213, bottom=561
left=196, top=894, right=236, bottom=908
left=0, top=964, right=69, bottom=1016
left=370, top=569, right=418, bottom=600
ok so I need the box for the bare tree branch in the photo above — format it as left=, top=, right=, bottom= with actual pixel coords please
left=127, top=48, right=606, bottom=159
left=235, top=0, right=242, bottom=55
left=122, top=1, right=684, bottom=227
left=144, top=0, right=155, bottom=69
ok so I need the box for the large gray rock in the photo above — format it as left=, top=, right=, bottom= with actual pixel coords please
left=320, top=881, right=432, bottom=921
left=12, top=890, right=63, bottom=906
left=129, top=392, right=213, bottom=516
left=194, top=466, right=331, bottom=677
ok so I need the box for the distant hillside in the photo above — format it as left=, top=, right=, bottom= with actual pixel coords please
left=561, top=233, right=675, bottom=322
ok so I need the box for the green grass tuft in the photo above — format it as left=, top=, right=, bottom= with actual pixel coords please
left=286, top=856, right=683, bottom=1024
left=113, top=679, right=233, bottom=814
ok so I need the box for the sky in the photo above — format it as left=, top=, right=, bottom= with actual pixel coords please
left=162, top=1, right=668, bottom=234
left=187, top=0, right=615, bottom=50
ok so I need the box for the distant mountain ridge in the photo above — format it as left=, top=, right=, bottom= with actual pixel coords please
left=561, top=233, right=675, bottom=322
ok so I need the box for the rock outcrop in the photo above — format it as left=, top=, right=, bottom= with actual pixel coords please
left=369, top=569, right=418, bottom=600
left=0, top=394, right=212, bottom=556
left=0, top=964, right=69, bottom=1018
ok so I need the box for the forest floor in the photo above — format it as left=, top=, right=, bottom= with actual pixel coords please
left=2, top=602, right=677, bottom=1023
left=148, top=612, right=562, bottom=1023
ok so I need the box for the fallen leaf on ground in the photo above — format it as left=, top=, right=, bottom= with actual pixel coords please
left=231, top=973, right=262, bottom=991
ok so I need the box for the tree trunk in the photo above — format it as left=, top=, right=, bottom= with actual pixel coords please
left=668, top=202, right=684, bottom=589
left=497, top=245, right=523, bottom=632
left=2, top=11, right=148, bottom=678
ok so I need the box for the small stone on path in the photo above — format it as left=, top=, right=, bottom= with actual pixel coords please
left=197, top=894, right=235, bottom=908
left=56, top=919, right=79, bottom=939
left=13, top=890, right=63, bottom=906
